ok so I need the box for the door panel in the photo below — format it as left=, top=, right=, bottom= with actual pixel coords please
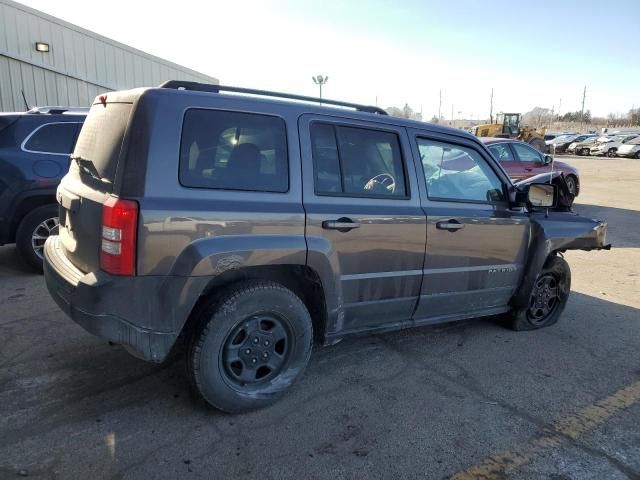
left=300, top=115, right=426, bottom=334
left=409, top=132, right=530, bottom=322
left=416, top=204, right=528, bottom=319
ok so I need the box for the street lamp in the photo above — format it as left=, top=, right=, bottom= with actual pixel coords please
left=312, top=75, right=328, bottom=101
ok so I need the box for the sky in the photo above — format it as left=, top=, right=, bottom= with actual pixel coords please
left=17, top=0, right=640, bottom=120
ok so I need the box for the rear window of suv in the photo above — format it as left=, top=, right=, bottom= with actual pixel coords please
left=179, top=109, right=288, bottom=193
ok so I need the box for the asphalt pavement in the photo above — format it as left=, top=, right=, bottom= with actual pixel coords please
left=1, top=156, right=639, bottom=480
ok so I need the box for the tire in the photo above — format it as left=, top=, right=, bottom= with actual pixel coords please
left=15, top=204, right=59, bottom=273
left=607, top=148, right=617, bottom=158
left=509, top=256, right=571, bottom=331
left=188, top=281, right=313, bottom=413
left=635, top=151, right=640, bottom=159
left=565, top=175, right=578, bottom=197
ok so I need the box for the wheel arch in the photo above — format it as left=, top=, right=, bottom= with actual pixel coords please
left=180, top=264, right=329, bottom=345
left=6, top=191, right=57, bottom=244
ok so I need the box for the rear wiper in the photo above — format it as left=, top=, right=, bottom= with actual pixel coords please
left=70, top=155, right=110, bottom=184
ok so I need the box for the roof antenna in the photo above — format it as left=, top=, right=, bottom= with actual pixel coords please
left=21, top=89, right=31, bottom=111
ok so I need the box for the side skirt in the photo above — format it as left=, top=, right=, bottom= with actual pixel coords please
left=322, top=305, right=511, bottom=346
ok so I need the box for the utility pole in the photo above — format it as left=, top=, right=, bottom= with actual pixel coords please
left=451, top=104, right=454, bottom=126
left=558, top=98, right=562, bottom=118
left=312, top=75, right=329, bottom=103
left=580, top=86, right=586, bottom=132
left=489, top=88, right=494, bottom=123
left=438, top=89, right=442, bottom=122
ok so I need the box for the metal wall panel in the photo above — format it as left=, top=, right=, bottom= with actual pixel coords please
left=0, top=0, right=218, bottom=111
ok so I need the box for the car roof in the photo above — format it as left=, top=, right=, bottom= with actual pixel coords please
left=106, top=84, right=482, bottom=147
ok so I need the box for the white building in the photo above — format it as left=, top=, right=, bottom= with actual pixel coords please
left=0, top=0, right=218, bottom=111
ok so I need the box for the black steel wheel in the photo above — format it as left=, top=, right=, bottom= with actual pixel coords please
left=188, top=281, right=313, bottom=413
left=527, top=273, right=561, bottom=326
left=509, top=256, right=571, bottom=331
left=221, top=313, right=291, bottom=386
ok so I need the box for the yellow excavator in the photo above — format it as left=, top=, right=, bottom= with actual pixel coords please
left=472, top=113, right=547, bottom=152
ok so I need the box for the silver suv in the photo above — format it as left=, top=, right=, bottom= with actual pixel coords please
left=44, top=82, right=609, bottom=413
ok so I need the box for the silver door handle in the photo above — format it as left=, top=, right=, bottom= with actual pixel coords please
left=322, top=220, right=360, bottom=231
left=436, top=220, right=465, bottom=232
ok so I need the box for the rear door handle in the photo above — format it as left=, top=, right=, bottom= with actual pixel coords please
left=322, top=218, right=360, bottom=231
left=436, top=219, right=465, bottom=232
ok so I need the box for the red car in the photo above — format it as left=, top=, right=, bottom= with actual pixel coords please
left=480, top=138, right=580, bottom=196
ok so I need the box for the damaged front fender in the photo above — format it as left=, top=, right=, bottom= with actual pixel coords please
left=511, top=211, right=610, bottom=309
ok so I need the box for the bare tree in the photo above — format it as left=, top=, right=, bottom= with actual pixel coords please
left=386, top=103, right=422, bottom=121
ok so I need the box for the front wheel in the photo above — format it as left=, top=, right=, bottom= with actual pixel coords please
left=509, top=256, right=571, bottom=331
left=188, top=281, right=313, bottom=413
left=635, top=151, right=640, bottom=159
left=607, top=149, right=617, bottom=158
left=565, top=175, right=578, bottom=197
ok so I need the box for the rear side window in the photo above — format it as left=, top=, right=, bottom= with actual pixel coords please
left=179, top=109, right=288, bottom=193
left=24, top=123, right=80, bottom=154
left=310, top=123, right=407, bottom=197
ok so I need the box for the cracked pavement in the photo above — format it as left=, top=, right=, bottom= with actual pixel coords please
left=1, top=157, right=639, bottom=479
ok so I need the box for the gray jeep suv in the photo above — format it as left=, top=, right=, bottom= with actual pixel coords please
left=44, top=82, right=609, bottom=413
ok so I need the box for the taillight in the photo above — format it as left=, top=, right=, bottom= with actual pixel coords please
left=100, top=197, right=138, bottom=276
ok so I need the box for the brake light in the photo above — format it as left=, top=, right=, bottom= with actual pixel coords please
left=100, top=197, right=138, bottom=275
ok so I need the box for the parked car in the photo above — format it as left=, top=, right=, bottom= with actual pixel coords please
left=481, top=138, right=580, bottom=197
left=43, top=82, right=608, bottom=413
left=616, top=136, right=640, bottom=158
left=551, top=134, right=597, bottom=154
left=590, top=134, right=639, bottom=157
left=0, top=107, right=87, bottom=271
left=569, top=137, right=602, bottom=155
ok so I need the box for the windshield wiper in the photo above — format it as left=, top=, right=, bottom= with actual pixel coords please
left=70, top=155, right=110, bottom=184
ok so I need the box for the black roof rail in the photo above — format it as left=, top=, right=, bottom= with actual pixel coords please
left=159, top=80, right=388, bottom=115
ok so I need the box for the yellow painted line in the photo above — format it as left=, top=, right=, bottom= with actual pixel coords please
left=451, top=380, right=640, bottom=480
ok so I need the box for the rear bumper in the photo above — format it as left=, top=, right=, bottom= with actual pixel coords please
left=44, top=236, right=205, bottom=362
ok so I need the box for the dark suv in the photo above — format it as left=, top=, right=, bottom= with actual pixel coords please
left=0, top=107, right=86, bottom=270
left=43, top=83, right=608, bottom=413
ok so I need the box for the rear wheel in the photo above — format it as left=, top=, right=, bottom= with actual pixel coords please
left=15, top=204, right=59, bottom=273
left=509, top=256, right=571, bottom=331
left=607, top=148, right=617, bottom=158
left=635, top=151, right=640, bottom=159
left=187, top=281, right=313, bottom=413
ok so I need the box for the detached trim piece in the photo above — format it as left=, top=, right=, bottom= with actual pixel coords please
left=159, top=80, right=388, bottom=115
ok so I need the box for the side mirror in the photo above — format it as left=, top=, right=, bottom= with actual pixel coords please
left=543, top=155, right=553, bottom=165
left=527, top=183, right=557, bottom=208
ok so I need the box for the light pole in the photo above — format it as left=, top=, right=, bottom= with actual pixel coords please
left=312, top=75, right=328, bottom=102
